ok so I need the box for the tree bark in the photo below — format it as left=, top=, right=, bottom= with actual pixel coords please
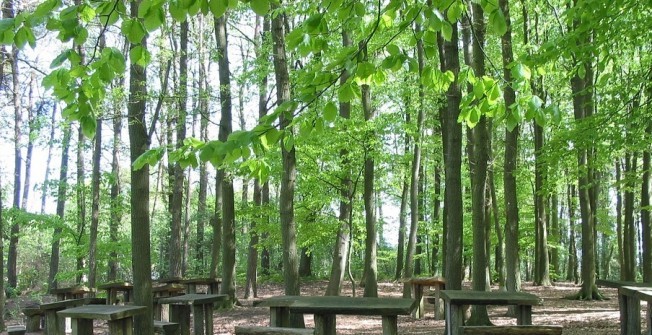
left=623, top=153, right=637, bottom=281
left=439, top=23, right=463, bottom=291
left=642, top=118, right=652, bottom=283
left=108, top=99, right=122, bottom=282
left=49, top=122, right=71, bottom=289
left=500, top=0, right=522, bottom=300
left=75, top=128, right=87, bottom=284
left=1, top=175, right=5, bottom=330
left=41, top=105, right=58, bottom=214
left=271, top=5, right=303, bottom=327
left=128, top=0, right=153, bottom=331
left=403, top=20, right=426, bottom=298
left=88, top=119, right=102, bottom=290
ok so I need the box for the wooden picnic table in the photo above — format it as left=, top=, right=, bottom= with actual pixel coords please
left=40, top=298, right=91, bottom=335
left=440, top=290, right=541, bottom=335
left=597, top=279, right=652, bottom=288
left=50, top=285, right=95, bottom=301
left=618, top=285, right=652, bottom=335
left=153, top=283, right=187, bottom=320
left=57, top=304, right=146, bottom=335
left=258, top=295, right=418, bottom=335
left=406, top=276, right=446, bottom=319
left=97, top=281, right=134, bottom=305
left=180, top=277, right=222, bottom=294
left=158, top=293, right=227, bottom=335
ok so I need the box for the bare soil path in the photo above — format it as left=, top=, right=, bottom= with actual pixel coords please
left=2, top=281, right=627, bottom=334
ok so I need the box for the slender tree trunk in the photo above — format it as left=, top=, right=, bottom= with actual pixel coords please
left=41, top=105, right=58, bottom=214
left=128, top=0, right=153, bottom=331
left=196, top=16, right=209, bottom=276
left=439, top=22, right=463, bottom=291
left=500, top=0, right=522, bottom=301
left=326, top=30, right=353, bottom=296
left=533, top=120, right=551, bottom=286
left=396, top=171, right=409, bottom=280
left=360, top=41, right=378, bottom=298
left=88, top=119, right=102, bottom=290
left=214, top=14, right=237, bottom=304
left=567, top=184, right=579, bottom=283
left=465, top=2, right=491, bottom=325
left=169, top=20, right=188, bottom=279
left=49, top=123, right=71, bottom=289
left=432, top=163, right=442, bottom=275
left=271, top=6, right=303, bottom=327
left=6, top=2, right=21, bottom=290
left=76, top=128, right=87, bottom=284
left=108, top=99, right=122, bottom=282
left=1, top=176, right=5, bottom=330
left=403, top=20, right=426, bottom=297
left=22, top=75, right=36, bottom=212
left=623, top=153, right=637, bottom=281
left=642, top=121, right=652, bottom=283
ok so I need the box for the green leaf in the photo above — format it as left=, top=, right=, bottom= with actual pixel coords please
left=577, top=63, right=586, bottom=79
left=129, top=45, right=151, bottom=67
left=250, top=0, right=269, bottom=15
left=73, top=26, right=88, bottom=45
left=133, top=148, right=165, bottom=170
left=338, top=82, right=355, bottom=102
left=323, top=102, right=337, bottom=122
left=143, top=7, right=164, bottom=31
left=209, top=0, right=227, bottom=17
left=169, top=0, right=188, bottom=21
left=489, top=10, right=507, bottom=36
left=441, top=21, right=452, bottom=41
left=50, top=49, right=71, bottom=68
left=14, top=26, right=29, bottom=49
left=512, top=63, right=531, bottom=81
left=78, top=4, right=96, bottom=22
left=80, top=115, right=97, bottom=138
left=447, top=2, right=462, bottom=23
left=386, top=44, right=400, bottom=55
left=473, top=80, right=485, bottom=99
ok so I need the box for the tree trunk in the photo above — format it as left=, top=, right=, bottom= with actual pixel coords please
left=465, top=2, right=491, bottom=325
left=403, top=20, right=426, bottom=297
left=623, top=153, right=637, bottom=281
left=550, top=193, right=560, bottom=279
left=88, top=119, right=102, bottom=290
left=49, top=122, right=71, bottom=289
left=360, top=41, right=378, bottom=298
left=41, top=105, right=58, bottom=214
left=271, top=5, right=303, bottom=327
left=1, top=175, right=5, bottom=330
left=432, top=163, right=442, bottom=275
left=108, top=99, right=122, bottom=282
left=22, top=75, right=36, bottom=213
left=169, top=20, right=188, bottom=279
left=439, top=22, right=463, bottom=291
left=128, top=0, right=153, bottom=331
left=299, top=247, right=312, bottom=277
left=214, top=14, right=237, bottom=304
left=616, top=161, right=624, bottom=279
left=533, top=120, right=551, bottom=286
left=75, top=128, right=87, bottom=284
left=642, top=121, right=652, bottom=283
left=566, top=184, right=579, bottom=282
left=326, top=30, right=353, bottom=296
left=195, top=16, right=209, bottom=276
left=6, top=1, right=21, bottom=290
left=500, top=0, right=522, bottom=301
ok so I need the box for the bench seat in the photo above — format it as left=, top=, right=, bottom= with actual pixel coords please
left=7, top=325, right=27, bottom=335
left=235, top=326, right=315, bottom=335
left=154, top=320, right=180, bottom=335
left=460, top=325, right=563, bottom=335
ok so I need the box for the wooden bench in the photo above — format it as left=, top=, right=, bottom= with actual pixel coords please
left=22, top=306, right=44, bottom=331
left=234, top=326, right=315, bottom=335
left=7, top=325, right=27, bottom=335
left=460, top=325, right=563, bottom=334
left=154, top=320, right=180, bottom=335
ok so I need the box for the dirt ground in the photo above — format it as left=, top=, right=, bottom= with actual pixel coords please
left=2, top=280, right=629, bottom=334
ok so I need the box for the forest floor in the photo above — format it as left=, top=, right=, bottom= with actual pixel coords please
left=3, top=280, right=627, bottom=334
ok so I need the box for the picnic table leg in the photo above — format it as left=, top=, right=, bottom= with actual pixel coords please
left=204, top=304, right=214, bottom=335
left=70, top=318, right=93, bottom=335
left=45, top=310, right=65, bottom=335
left=314, top=313, right=336, bottom=335
left=433, top=284, right=443, bottom=320
left=381, top=315, right=398, bottom=335
left=515, top=305, right=532, bottom=325
left=619, top=293, right=641, bottom=335
left=270, top=307, right=290, bottom=327
left=108, top=318, right=133, bottom=335
left=411, top=283, right=425, bottom=319
left=446, top=302, right=463, bottom=335
left=170, top=305, right=191, bottom=335
left=647, top=303, right=652, bottom=335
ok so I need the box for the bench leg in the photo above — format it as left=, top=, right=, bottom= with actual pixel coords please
left=446, top=302, right=464, bottom=335
left=516, top=305, right=532, bottom=325
left=71, top=318, right=94, bottom=335
left=45, top=310, right=66, bottom=335
left=26, top=314, right=42, bottom=331
left=170, top=305, right=191, bottom=335
left=381, top=315, right=398, bottom=335
left=108, top=318, right=133, bottom=335
left=434, top=286, right=442, bottom=320
left=314, top=313, right=336, bottom=335
left=270, top=307, right=290, bottom=327
left=411, top=284, right=424, bottom=319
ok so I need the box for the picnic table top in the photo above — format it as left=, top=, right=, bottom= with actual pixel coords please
left=258, top=295, right=418, bottom=316
left=40, top=298, right=90, bottom=310
left=97, top=281, right=133, bottom=290
left=596, top=279, right=652, bottom=288
left=179, top=277, right=222, bottom=284
left=57, top=305, right=146, bottom=320
left=153, top=283, right=186, bottom=292
left=440, top=290, right=541, bottom=306
left=49, top=285, right=95, bottom=295
left=158, top=293, right=227, bottom=305
left=618, top=285, right=652, bottom=298
left=405, top=277, right=446, bottom=286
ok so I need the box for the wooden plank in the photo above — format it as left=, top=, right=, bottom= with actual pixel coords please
left=158, top=293, right=227, bottom=305
left=440, top=290, right=540, bottom=306
left=597, top=279, right=652, bottom=288
left=234, top=326, right=314, bottom=335
left=58, top=305, right=146, bottom=321
left=41, top=298, right=88, bottom=310
left=259, top=296, right=417, bottom=316
left=460, top=325, right=562, bottom=335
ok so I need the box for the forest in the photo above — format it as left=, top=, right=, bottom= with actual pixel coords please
left=0, top=0, right=650, bottom=332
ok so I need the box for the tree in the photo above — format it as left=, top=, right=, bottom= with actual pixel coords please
left=48, top=122, right=71, bottom=289
left=0, top=175, right=5, bottom=331
left=88, top=118, right=102, bottom=289
left=128, top=0, right=154, bottom=332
